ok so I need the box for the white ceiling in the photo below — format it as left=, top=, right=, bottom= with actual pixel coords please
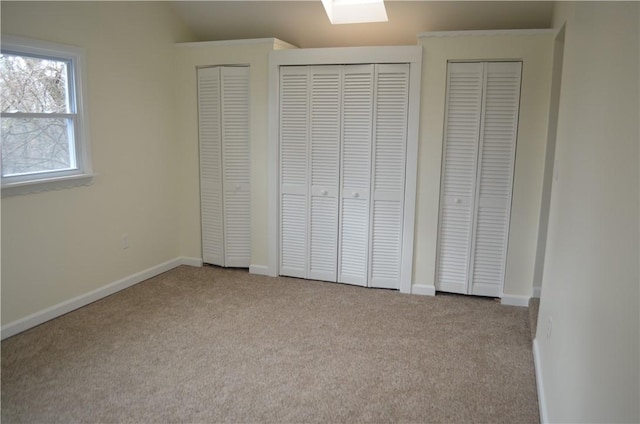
left=169, top=1, right=554, bottom=47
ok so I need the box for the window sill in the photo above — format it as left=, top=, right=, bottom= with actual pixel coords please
left=1, top=173, right=95, bottom=197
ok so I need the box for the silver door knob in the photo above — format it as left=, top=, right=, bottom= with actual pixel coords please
left=455, top=198, right=461, bottom=204
left=321, top=189, right=328, bottom=196
left=352, top=192, right=359, bottom=198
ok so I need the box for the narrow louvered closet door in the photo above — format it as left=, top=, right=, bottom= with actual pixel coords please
left=369, top=64, right=410, bottom=289
left=199, top=66, right=250, bottom=268
left=435, top=62, right=484, bottom=294
left=279, top=66, right=310, bottom=278
left=221, top=67, right=251, bottom=267
left=308, top=66, right=341, bottom=281
left=469, top=62, right=521, bottom=297
left=198, top=67, right=224, bottom=266
left=338, top=64, right=374, bottom=286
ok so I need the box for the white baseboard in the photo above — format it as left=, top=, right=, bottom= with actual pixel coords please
left=249, top=264, right=270, bottom=276
left=532, top=286, right=542, bottom=298
left=533, top=338, right=548, bottom=423
left=1, top=257, right=185, bottom=340
left=501, top=294, right=530, bottom=307
left=411, top=284, right=436, bottom=296
left=179, top=256, right=203, bottom=267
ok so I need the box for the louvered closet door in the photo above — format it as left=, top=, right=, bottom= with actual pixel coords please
left=308, top=66, right=341, bottom=281
left=198, top=67, right=224, bottom=266
left=435, top=62, right=484, bottom=294
left=279, top=66, right=310, bottom=278
left=338, top=64, right=374, bottom=286
left=369, top=64, right=410, bottom=289
left=221, top=67, right=251, bottom=267
left=469, top=62, right=521, bottom=297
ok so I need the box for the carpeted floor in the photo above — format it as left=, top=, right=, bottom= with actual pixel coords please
left=529, top=297, right=540, bottom=340
left=1, top=265, right=539, bottom=423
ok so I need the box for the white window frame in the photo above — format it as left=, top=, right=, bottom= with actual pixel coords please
left=1, top=35, right=93, bottom=197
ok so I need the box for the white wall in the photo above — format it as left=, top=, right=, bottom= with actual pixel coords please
left=415, top=32, right=554, bottom=298
left=174, top=39, right=295, bottom=267
left=532, top=27, right=565, bottom=293
left=535, top=2, right=639, bottom=422
left=1, top=2, right=195, bottom=325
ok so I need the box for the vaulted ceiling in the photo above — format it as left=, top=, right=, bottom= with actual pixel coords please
left=169, top=1, right=554, bottom=47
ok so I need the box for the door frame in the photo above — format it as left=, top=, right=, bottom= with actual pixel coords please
left=266, top=46, right=422, bottom=293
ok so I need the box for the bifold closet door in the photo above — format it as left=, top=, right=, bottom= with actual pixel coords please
left=278, top=63, right=411, bottom=290
left=338, top=64, right=411, bottom=289
left=198, top=66, right=250, bottom=268
left=436, top=61, right=521, bottom=297
left=279, top=66, right=342, bottom=281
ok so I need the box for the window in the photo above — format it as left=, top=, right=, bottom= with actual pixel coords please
left=1, top=35, right=92, bottom=196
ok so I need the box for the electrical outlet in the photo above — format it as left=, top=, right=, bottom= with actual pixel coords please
left=546, top=317, right=553, bottom=341
left=122, top=234, right=129, bottom=249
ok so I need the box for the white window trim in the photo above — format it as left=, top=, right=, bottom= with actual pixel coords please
left=1, top=35, right=93, bottom=197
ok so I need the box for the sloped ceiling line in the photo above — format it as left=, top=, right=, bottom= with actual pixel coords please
left=169, top=1, right=554, bottom=48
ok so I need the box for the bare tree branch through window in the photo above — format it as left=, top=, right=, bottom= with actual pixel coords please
left=1, top=53, right=75, bottom=177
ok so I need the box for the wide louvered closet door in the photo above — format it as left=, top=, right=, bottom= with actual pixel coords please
left=279, top=63, right=410, bottom=289
left=369, top=64, right=410, bottom=289
left=308, top=66, right=341, bottom=281
left=279, top=66, right=309, bottom=278
left=199, top=66, right=251, bottom=268
left=338, top=65, right=374, bottom=286
left=436, top=61, right=521, bottom=297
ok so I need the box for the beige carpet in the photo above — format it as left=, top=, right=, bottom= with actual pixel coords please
left=2, top=266, right=539, bottom=423
left=529, top=297, right=540, bottom=340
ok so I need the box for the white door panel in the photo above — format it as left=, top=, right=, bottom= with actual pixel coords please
left=308, top=66, right=341, bottom=281
left=221, top=66, right=251, bottom=267
left=338, top=64, right=374, bottom=286
left=199, top=66, right=251, bottom=268
left=279, top=66, right=310, bottom=278
left=369, top=64, right=409, bottom=289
